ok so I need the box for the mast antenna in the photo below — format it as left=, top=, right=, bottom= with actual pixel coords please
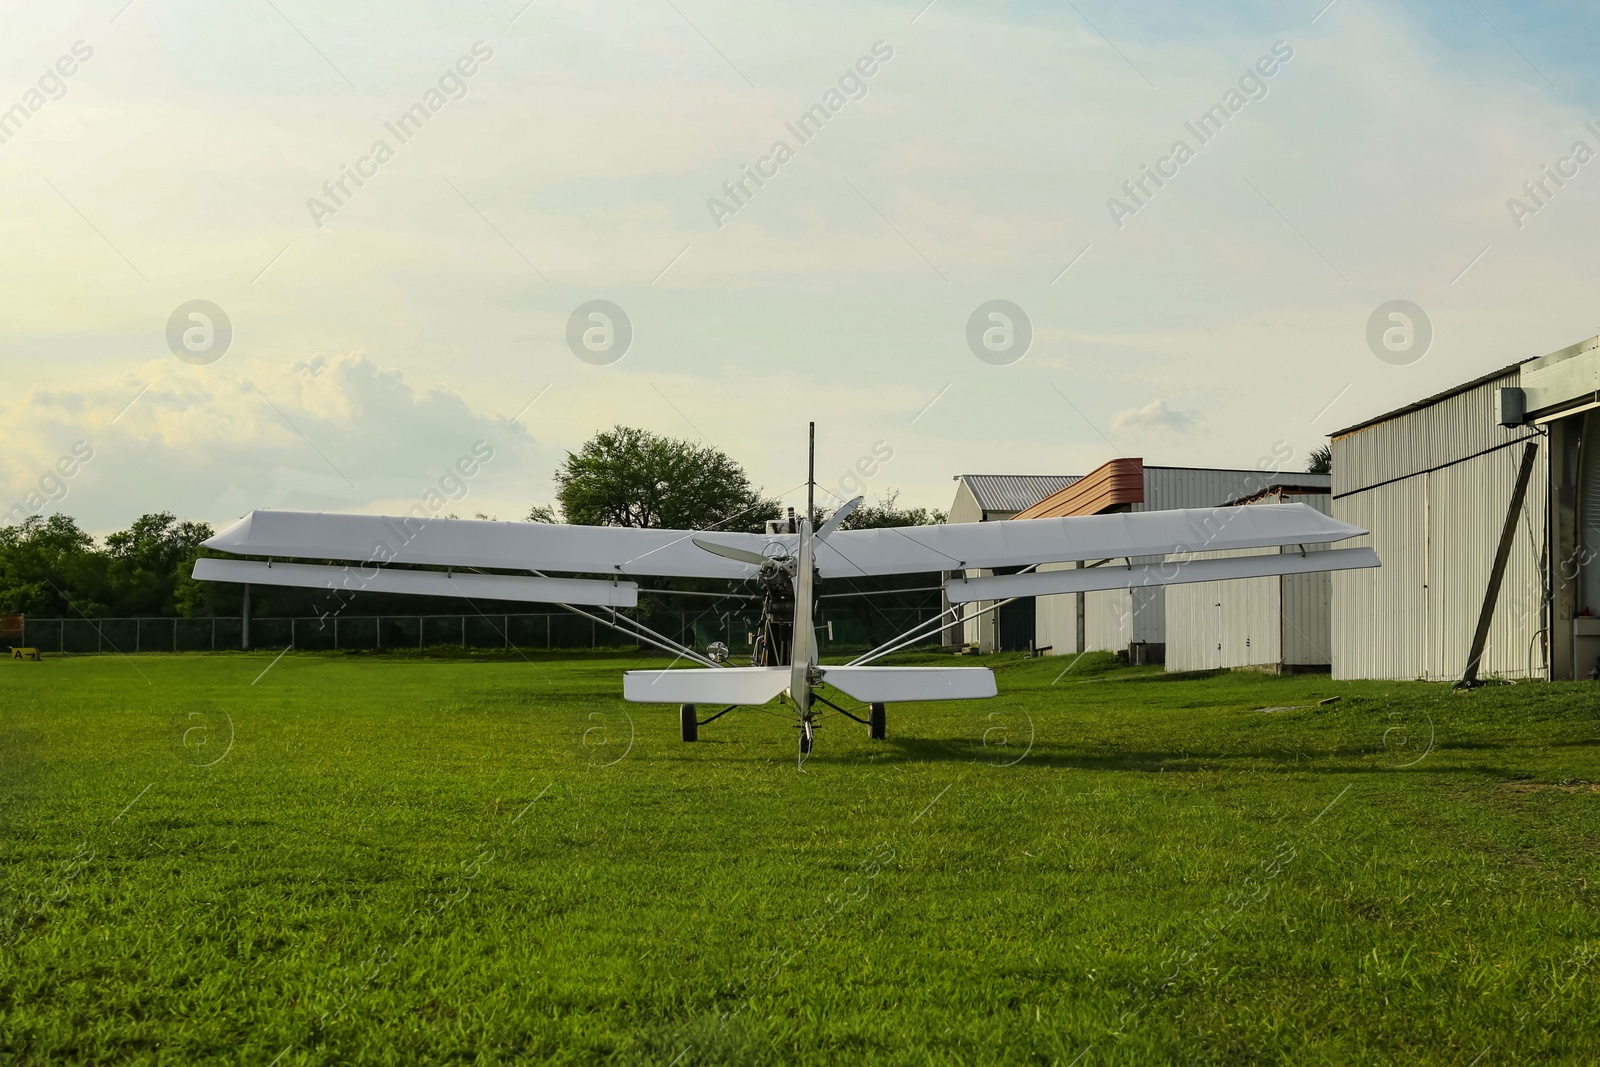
left=807, top=421, right=815, bottom=525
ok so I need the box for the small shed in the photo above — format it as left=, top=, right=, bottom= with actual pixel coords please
left=1164, top=484, right=1335, bottom=673
left=947, top=474, right=1082, bottom=650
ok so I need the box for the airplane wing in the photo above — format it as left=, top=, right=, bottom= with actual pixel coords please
left=201, top=502, right=1369, bottom=585
left=202, top=509, right=767, bottom=580
left=815, top=502, right=1366, bottom=578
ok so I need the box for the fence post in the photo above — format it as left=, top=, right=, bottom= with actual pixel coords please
left=462, top=616, right=466, bottom=647
left=291, top=618, right=296, bottom=647
left=504, top=615, right=509, bottom=649
left=334, top=616, right=339, bottom=650
left=419, top=616, right=423, bottom=649
left=61, top=619, right=66, bottom=654
left=546, top=614, right=551, bottom=650
left=136, top=618, right=141, bottom=654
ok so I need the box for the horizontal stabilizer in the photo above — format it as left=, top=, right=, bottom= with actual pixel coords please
left=945, top=546, right=1379, bottom=603
left=819, top=665, right=997, bottom=702
left=193, top=557, right=639, bottom=608
left=623, top=666, right=789, bottom=705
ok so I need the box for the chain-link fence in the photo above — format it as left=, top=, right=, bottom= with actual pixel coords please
left=16, top=608, right=939, bottom=655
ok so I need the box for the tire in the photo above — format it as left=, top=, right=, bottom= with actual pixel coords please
left=680, top=704, right=698, bottom=742
left=869, top=702, right=886, bottom=741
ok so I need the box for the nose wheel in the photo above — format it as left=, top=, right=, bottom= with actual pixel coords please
left=680, top=704, right=697, bottom=742
left=869, top=702, right=886, bottom=740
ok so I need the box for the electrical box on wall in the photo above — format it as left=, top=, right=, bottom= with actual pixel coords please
left=1497, top=387, right=1526, bottom=427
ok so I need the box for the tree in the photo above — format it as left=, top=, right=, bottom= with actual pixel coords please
left=551, top=426, right=779, bottom=532
left=104, top=513, right=213, bottom=616
left=1307, top=445, right=1332, bottom=475
left=0, top=514, right=108, bottom=616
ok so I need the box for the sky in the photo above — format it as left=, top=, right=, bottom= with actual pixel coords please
left=4, top=0, right=1600, bottom=534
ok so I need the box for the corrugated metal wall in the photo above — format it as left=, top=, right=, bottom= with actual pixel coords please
left=1084, top=587, right=1133, bottom=650
left=1034, top=561, right=1077, bottom=653
left=1281, top=567, right=1333, bottom=666
left=1140, top=467, right=1307, bottom=512
left=1163, top=495, right=1333, bottom=673
left=1165, top=547, right=1281, bottom=671
left=1332, top=371, right=1547, bottom=680
left=1034, top=467, right=1324, bottom=656
left=1334, top=372, right=1537, bottom=495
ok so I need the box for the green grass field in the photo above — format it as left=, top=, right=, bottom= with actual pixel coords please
left=2, top=648, right=1597, bottom=1065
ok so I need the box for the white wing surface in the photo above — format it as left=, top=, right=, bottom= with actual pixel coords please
left=203, top=503, right=1366, bottom=581
left=817, top=503, right=1366, bottom=577
left=204, top=510, right=765, bottom=579
left=193, top=557, right=638, bottom=607
left=944, top=546, right=1380, bottom=603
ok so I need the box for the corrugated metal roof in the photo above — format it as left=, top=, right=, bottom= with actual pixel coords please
left=1329, top=360, right=1533, bottom=438
left=956, top=474, right=1081, bottom=514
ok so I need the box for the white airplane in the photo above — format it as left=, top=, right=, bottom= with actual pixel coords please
left=194, top=431, right=1379, bottom=761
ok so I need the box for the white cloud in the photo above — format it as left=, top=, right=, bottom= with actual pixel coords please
left=1110, top=398, right=1196, bottom=434
left=1, top=0, right=1597, bottom=524
left=0, top=353, right=537, bottom=534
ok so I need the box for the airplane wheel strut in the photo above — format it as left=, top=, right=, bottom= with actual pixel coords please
left=869, top=703, right=886, bottom=741
left=680, top=704, right=697, bottom=742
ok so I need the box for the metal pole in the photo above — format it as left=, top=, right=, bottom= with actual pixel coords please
left=211, top=617, right=216, bottom=651
left=242, top=584, right=252, bottom=651
left=292, top=617, right=296, bottom=646
left=376, top=616, right=381, bottom=650
left=1461, top=440, right=1540, bottom=686
left=136, top=618, right=140, bottom=654
left=419, top=616, right=423, bottom=649
left=334, top=616, right=339, bottom=650
left=807, top=420, right=815, bottom=524
left=462, top=616, right=467, bottom=647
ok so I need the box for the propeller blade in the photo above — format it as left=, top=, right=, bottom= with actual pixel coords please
left=815, top=496, right=863, bottom=541
left=691, top=537, right=768, bottom=566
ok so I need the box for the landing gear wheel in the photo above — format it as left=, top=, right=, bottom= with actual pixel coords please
left=680, top=704, right=698, bottom=743
left=869, top=702, right=886, bottom=741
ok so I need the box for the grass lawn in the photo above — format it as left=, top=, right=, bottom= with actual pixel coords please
left=1, top=648, right=1597, bottom=1065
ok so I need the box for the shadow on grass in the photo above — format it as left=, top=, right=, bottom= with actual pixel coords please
left=846, top=735, right=1520, bottom=776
